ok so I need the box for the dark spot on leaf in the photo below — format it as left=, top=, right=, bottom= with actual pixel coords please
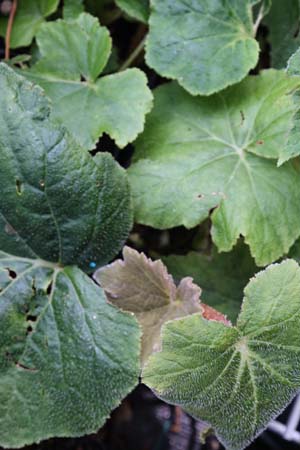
left=198, top=194, right=204, bottom=199
left=6, top=268, right=17, bottom=279
left=15, top=178, right=22, bottom=195
left=46, top=281, right=53, bottom=295
left=26, top=314, right=37, bottom=322
left=240, top=110, right=245, bottom=125
left=15, top=362, right=37, bottom=372
left=26, top=325, right=33, bottom=335
left=31, top=278, right=36, bottom=295
left=256, top=140, right=264, bottom=145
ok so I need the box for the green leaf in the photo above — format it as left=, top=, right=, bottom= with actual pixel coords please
left=163, top=242, right=258, bottom=323
left=146, top=0, right=261, bottom=95
left=94, top=246, right=203, bottom=364
left=285, top=47, right=300, bottom=162
left=63, top=0, right=85, bottom=19
left=144, top=260, right=300, bottom=450
left=21, top=13, right=153, bottom=150
left=129, top=71, right=300, bottom=266
left=264, top=0, right=300, bottom=68
left=0, top=63, right=133, bottom=271
left=116, top=0, right=149, bottom=22
left=0, top=253, right=140, bottom=448
left=0, top=0, right=59, bottom=48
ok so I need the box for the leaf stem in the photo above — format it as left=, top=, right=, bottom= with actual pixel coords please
left=5, top=0, right=17, bottom=60
left=119, top=35, right=147, bottom=72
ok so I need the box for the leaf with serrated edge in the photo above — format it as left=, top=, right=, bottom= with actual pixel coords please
left=0, top=63, right=133, bottom=271
left=0, top=64, right=140, bottom=448
left=116, top=0, right=149, bottom=22
left=0, top=0, right=59, bottom=48
left=129, top=71, right=300, bottom=266
left=146, top=0, right=262, bottom=95
left=264, top=0, right=300, bottom=69
left=144, top=260, right=300, bottom=450
left=0, top=253, right=140, bottom=448
left=163, top=241, right=257, bottom=323
left=94, top=247, right=228, bottom=365
left=21, top=13, right=153, bottom=150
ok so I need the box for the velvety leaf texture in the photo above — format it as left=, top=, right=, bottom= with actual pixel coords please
left=144, top=260, right=300, bottom=450
left=94, top=247, right=203, bottom=364
left=146, top=0, right=261, bottom=95
left=264, top=0, right=300, bottom=68
left=163, top=242, right=257, bottom=322
left=0, top=253, right=140, bottom=448
left=0, top=63, right=133, bottom=271
left=0, top=0, right=60, bottom=48
left=21, top=13, right=153, bottom=150
left=0, top=64, right=141, bottom=448
left=116, top=0, right=149, bottom=22
left=129, top=71, right=300, bottom=266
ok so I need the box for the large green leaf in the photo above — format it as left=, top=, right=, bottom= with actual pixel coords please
left=0, top=253, right=140, bottom=448
left=163, top=242, right=257, bottom=323
left=94, top=246, right=203, bottom=364
left=0, top=63, right=140, bottom=447
left=0, top=63, right=133, bottom=271
left=146, top=0, right=264, bottom=95
left=264, top=0, right=300, bottom=68
left=116, top=0, right=149, bottom=22
left=144, top=260, right=300, bottom=450
left=21, top=13, right=153, bottom=150
left=0, top=0, right=59, bottom=48
left=129, top=71, right=300, bottom=266
left=63, top=0, right=84, bottom=19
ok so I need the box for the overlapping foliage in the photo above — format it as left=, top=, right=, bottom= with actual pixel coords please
left=1, top=1, right=300, bottom=449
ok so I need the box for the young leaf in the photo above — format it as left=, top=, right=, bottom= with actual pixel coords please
left=0, top=254, right=140, bottom=448
left=116, top=0, right=149, bottom=22
left=163, top=242, right=257, bottom=323
left=146, top=0, right=263, bottom=95
left=0, top=0, right=59, bottom=48
left=129, top=71, right=300, bottom=266
left=0, top=63, right=133, bottom=271
left=264, top=0, right=300, bottom=68
left=94, top=246, right=204, bottom=364
left=21, top=13, right=153, bottom=150
left=144, top=260, right=300, bottom=450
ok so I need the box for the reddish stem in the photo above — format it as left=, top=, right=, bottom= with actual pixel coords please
left=5, top=0, right=17, bottom=60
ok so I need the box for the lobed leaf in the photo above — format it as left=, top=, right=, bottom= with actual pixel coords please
left=0, top=0, right=59, bottom=48
left=0, top=63, right=133, bottom=271
left=21, top=13, right=153, bottom=150
left=144, top=260, right=300, bottom=450
left=146, top=0, right=263, bottom=95
left=129, top=71, right=300, bottom=266
left=0, top=253, right=140, bottom=448
left=94, top=246, right=204, bottom=364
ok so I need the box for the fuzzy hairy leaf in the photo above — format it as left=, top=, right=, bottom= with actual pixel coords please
left=94, top=246, right=203, bottom=364
left=0, top=253, right=140, bottom=448
left=0, top=63, right=133, bottom=271
left=163, top=242, right=257, bottom=322
left=116, top=0, right=149, bottom=22
left=264, top=0, right=300, bottom=68
left=144, top=260, right=300, bottom=450
left=146, top=0, right=262, bottom=95
left=21, top=13, right=153, bottom=150
left=0, top=0, right=59, bottom=48
left=129, top=71, right=300, bottom=266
